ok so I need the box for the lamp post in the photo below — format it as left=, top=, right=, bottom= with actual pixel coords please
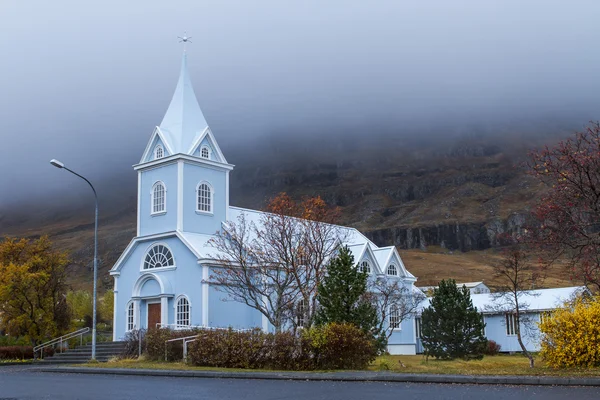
left=50, top=159, right=98, bottom=360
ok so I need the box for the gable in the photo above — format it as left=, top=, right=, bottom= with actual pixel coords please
left=140, top=127, right=174, bottom=163
left=110, top=232, right=201, bottom=274
left=188, top=128, right=228, bottom=163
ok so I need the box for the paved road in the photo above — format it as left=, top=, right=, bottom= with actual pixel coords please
left=1, top=367, right=599, bottom=399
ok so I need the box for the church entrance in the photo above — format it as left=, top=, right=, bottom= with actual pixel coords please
left=148, top=302, right=161, bottom=329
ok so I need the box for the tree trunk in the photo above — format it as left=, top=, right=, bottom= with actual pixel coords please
left=515, top=310, right=534, bottom=368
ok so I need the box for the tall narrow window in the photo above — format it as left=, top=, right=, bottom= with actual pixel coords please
left=415, top=318, right=421, bottom=338
left=176, top=297, right=190, bottom=328
left=155, top=145, right=164, bottom=159
left=506, top=313, right=517, bottom=335
left=127, top=302, right=134, bottom=331
left=389, top=305, right=400, bottom=329
left=387, top=264, right=398, bottom=276
left=201, top=146, right=210, bottom=159
left=152, top=182, right=166, bottom=214
left=197, top=182, right=212, bottom=213
left=359, top=260, right=371, bottom=274
left=143, top=244, right=174, bottom=270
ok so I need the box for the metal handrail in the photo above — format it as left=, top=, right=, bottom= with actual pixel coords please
left=33, top=327, right=90, bottom=359
left=162, top=326, right=254, bottom=361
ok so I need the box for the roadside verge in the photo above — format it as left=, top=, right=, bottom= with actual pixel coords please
left=33, top=366, right=600, bottom=386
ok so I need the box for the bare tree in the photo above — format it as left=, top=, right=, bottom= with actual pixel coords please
left=208, top=193, right=345, bottom=332
left=488, top=244, right=544, bottom=368
left=208, top=212, right=297, bottom=332
left=369, top=277, right=425, bottom=341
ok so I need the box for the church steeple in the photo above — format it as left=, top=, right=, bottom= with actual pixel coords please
left=158, top=53, right=209, bottom=154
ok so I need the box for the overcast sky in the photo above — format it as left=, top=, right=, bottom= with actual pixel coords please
left=1, top=0, right=600, bottom=210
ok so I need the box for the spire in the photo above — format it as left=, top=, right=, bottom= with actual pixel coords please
left=158, top=52, right=209, bottom=154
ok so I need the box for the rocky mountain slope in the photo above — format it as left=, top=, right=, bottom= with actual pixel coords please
left=0, top=127, right=568, bottom=288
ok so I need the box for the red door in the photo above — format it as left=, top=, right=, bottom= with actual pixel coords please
left=148, top=303, right=161, bottom=329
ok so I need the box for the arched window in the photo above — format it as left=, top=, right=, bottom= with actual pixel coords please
left=143, top=244, right=174, bottom=270
left=127, top=302, right=134, bottom=331
left=389, top=305, right=400, bottom=329
left=201, top=146, right=210, bottom=159
left=176, top=296, right=190, bottom=328
left=152, top=182, right=166, bottom=214
left=296, top=299, right=306, bottom=328
left=359, top=260, right=371, bottom=274
left=387, top=264, right=398, bottom=276
left=155, top=145, right=164, bottom=159
left=197, top=182, right=212, bottom=213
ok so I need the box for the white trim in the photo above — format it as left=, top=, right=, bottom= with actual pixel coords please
left=174, top=294, right=192, bottom=328
left=126, top=300, right=135, bottom=332
left=387, top=344, right=416, bottom=355
left=113, top=277, right=119, bottom=341
left=150, top=181, right=167, bottom=215
left=134, top=153, right=234, bottom=172
left=177, top=160, right=184, bottom=231
left=139, top=126, right=175, bottom=164
left=111, top=231, right=185, bottom=274
left=154, top=144, right=164, bottom=160
left=196, top=181, right=214, bottom=215
left=225, top=171, right=230, bottom=221
left=200, top=145, right=212, bottom=160
left=136, top=172, right=141, bottom=236
left=202, top=265, right=209, bottom=326
left=187, top=128, right=229, bottom=164
left=140, top=242, right=176, bottom=272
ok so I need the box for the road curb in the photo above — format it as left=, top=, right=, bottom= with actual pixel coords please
left=32, top=366, right=600, bottom=387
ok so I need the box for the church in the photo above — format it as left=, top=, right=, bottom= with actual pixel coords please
left=110, top=51, right=420, bottom=355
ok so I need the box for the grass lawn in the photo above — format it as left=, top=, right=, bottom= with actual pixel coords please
left=80, top=355, right=600, bottom=377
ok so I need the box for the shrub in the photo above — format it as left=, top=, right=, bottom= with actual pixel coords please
left=121, top=329, right=146, bottom=359
left=304, top=323, right=377, bottom=370
left=540, top=296, right=600, bottom=368
left=145, top=328, right=198, bottom=361
left=0, top=346, right=34, bottom=360
left=483, top=340, right=501, bottom=356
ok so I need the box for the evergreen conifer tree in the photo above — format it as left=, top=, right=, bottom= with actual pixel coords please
left=315, top=246, right=380, bottom=337
left=421, top=279, right=487, bottom=360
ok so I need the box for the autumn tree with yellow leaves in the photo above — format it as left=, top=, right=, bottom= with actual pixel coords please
left=0, top=236, right=71, bottom=345
left=539, top=294, right=600, bottom=368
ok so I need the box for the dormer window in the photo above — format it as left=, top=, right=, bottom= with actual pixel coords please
left=201, top=146, right=210, bottom=159
left=155, top=145, right=164, bottom=159
left=387, top=264, right=398, bottom=276
left=359, top=260, right=371, bottom=274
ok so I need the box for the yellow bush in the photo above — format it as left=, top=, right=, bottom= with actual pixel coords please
left=539, top=296, right=600, bottom=368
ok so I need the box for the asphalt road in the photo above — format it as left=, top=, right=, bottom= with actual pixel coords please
left=1, top=366, right=599, bottom=400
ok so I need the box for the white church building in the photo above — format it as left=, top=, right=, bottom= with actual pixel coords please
left=110, top=51, right=420, bottom=355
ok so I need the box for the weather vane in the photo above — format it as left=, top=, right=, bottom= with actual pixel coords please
left=178, top=32, right=192, bottom=52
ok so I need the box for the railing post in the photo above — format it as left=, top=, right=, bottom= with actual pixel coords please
left=60, top=338, right=63, bottom=353
left=183, top=340, right=187, bottom=363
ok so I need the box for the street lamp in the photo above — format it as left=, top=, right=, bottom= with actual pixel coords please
left=50, top=159, right=99, bottom=360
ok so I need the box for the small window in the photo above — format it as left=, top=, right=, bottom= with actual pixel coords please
left=197, top=182, right=212, bottom=213
left=143, top=244, right=174, bottom=270
left=387, top=264, right=398, bottom=276
left=176, top=297, right=190, bottom=327
left=415, top=318, right=421, bottom=338
left=127, top=302, right=134, bottom=331
left=506, top=313, right=517, bottom=336
left=359, top=261, right=371, bottom=274
left=152, top=182, right=166, bottom=214
left=155, top=145, right=164, bottom=159
left=201, top=146, right=210, bottom=159
left=296, top=299, right=306, bottom=328
left=389, top=305, right=401, bottom=329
